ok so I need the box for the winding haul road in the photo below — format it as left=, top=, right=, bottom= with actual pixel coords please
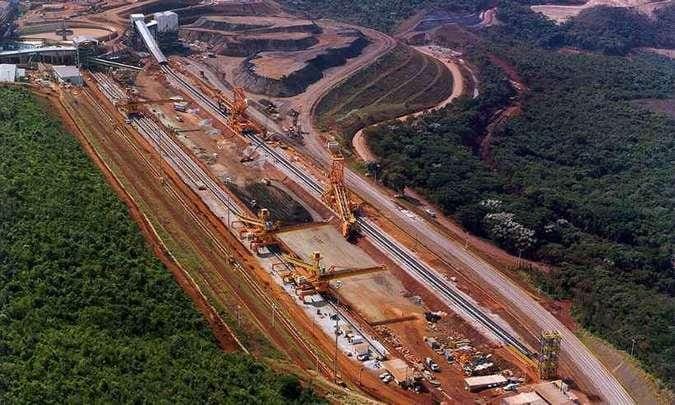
left=131, top=18, right=633, bottom=403
left=162, top=62, right=633, bottom=404
left=352, top=44, right=465, bottom=162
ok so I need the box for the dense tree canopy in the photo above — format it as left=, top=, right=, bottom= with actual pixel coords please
left=284, top=0, right=675, bottom=390
left=496, top=0, right=675, bottom=55
left=0, top=88, right=323, bottom=403
left=368, top=45, right=675, bottom=385
left=277, top=0, right=486, bottom=32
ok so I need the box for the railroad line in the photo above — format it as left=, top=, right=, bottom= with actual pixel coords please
left=89, top=73, right=335, bottom=378
left=160, top=64, right=534, bottom=357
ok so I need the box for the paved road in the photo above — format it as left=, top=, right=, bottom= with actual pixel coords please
left=289, top=35, right=633, bottom=405
left=161, top=28, right=633, bottom=405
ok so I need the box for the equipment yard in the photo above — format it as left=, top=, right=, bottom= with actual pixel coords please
left=3, top=0, right=646, bottom=403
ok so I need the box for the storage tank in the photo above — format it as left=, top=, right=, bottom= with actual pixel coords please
left=153, top=11, right=178, bottom=33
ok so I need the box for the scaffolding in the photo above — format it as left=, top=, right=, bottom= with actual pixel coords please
left=539, top=331, right=561, bottom=380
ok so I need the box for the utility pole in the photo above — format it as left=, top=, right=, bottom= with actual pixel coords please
left=333, top=315, right=339, bottom=382
left=630, top=337, right=636, bottom=357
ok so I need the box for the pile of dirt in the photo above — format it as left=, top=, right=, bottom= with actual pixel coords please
left=172, top=1, right=279, bottom=25
left=227, top=182, right=312, bottom=226
left=181, top=16, right=323, bottom=57
left=234, top=31, right=369, bottom=97
left=182, top=29, right=319, bottom=57
left=316, top=44, right=452, bottom=138
left=191, top=16, right=321, bottom=35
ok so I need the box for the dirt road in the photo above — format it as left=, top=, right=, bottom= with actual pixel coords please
left=531, top=0, right=670, bottom=22
left=293, top=29, right=633, bottom=405
left=352, top=44, right=465, bottom=162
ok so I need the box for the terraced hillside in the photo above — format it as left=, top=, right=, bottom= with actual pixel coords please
left=316, top=44, right=452, bottom=139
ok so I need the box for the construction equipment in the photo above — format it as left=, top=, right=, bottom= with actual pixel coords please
left=276, top=251, right=384, bottom=291
left=275, top=251, right=328, bottom=291
left=232, top=208, right=279, bottom=253
left=240, top=141, right=263, bottom=163
left=322, top=141, right=358, bottom=238
left=217, top=87, right=268, bottom=139
left=119, top=89, right=176, bottom=117
left=285, top=109, right=304, bottom=140
left=539, top=331, right=562, bottom=380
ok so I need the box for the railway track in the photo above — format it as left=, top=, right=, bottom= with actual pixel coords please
left=131, top=117, right=340, bottom=378
left=160, top=64, right=534, bottom=357
left=132, top=29, right=634, bottom=404
left=88, top=74, right=336, bottom=378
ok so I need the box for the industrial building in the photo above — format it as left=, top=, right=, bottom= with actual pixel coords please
left=500, top=381, right=579, bottom=405
left=154, top=11, right=179, bottom=34
left=501, top=392, right=547, bottom=405
left=52, top=65, right=83, bottom=86
left=0, top=63, right=24, bottom=82
left=382, top=358, right=413, bottom=386
left=534, top=380, right=578, bottom=405
left=464, top=374, right=508, bottom=392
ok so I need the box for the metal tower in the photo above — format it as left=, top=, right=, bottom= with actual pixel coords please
left=539, top=330, right=562, bottom=380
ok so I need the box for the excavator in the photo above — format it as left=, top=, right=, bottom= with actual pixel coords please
left=322, top=141, right=358, bottom=238
left=231, top=208, right=279, bottom=253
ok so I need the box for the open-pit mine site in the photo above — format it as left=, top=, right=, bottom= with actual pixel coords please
left=2, top=0, right=665, bottom=404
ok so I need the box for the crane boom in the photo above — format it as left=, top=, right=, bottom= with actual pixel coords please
left=322, top=141, right=358, bottom=237
left=217, top=88, right=268, bottom=139
left=118, top=89, right=177, bottom=117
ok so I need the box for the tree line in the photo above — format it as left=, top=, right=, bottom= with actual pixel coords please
left=497, top=0, right=675, bottom=55
left=0, top=87, right=323, bottom=403
left=367, top=44, right=674, bottom=386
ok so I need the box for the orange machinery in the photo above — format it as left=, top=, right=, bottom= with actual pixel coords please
left=118, top=89, right=176, bottom=117
left=232, top=208, right=279, bottom=253
left=274, top=251, right=385, bottom=292
left=322, top=141, right=358, bottom=238
left=216, top=87, right=268, bottom=138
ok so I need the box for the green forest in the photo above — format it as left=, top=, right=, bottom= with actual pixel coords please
left=277, top=0, right=485, bottom=32
left=366, top=11, right=674, bottom=388
left=0, top=87, right=322, bottom=403
left=495, top=0, right=675, bottom=55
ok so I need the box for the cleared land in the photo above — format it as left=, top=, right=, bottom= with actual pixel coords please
left=276, top=224, right=378, bottom=269
left=181, top=14, right=368, bottom=97
left=531, top=0, right=670, bottom=22
left=330, top=272, right=422, bottom=325
left=315, top=44, right=452, bottom=139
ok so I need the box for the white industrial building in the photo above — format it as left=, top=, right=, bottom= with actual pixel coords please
left=501, top=392, right=547, bottom=405
left=52, top=65, right=82, bottom=86
left=464, top=374, right=508, bottom=391
left=153, top=11, right=178, bottom=33
left=0, top=63, right=25, bottom=82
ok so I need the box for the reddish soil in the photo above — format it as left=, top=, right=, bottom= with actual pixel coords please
left=480, top=54, right=527, bottom=167
left=40, top=87, right=243, bottom=352
left=69, top=75, right=426, bottom=403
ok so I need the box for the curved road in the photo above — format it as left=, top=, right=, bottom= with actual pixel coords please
left=294, top=33, right=633, bottom=405
left=139, top=12, right=632, bottom=402
left=352, top=44, right=465, bottom=162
